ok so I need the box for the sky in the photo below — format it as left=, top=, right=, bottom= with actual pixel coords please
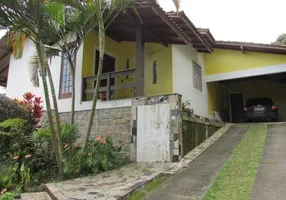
left=158, top=0, right=286, bottom=44
left=0, top=0, right=285, bottom=44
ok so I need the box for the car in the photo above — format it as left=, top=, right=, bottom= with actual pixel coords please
left=244, top=97, right=278, bottom=122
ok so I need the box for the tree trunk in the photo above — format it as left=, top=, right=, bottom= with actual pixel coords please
left=67, top=58, right=76, bottom=125
left=46, top=64, right=64, bottom=168
left=83, top=19, right=105, bottom=150
left=35, top=40, right=64, bottom=180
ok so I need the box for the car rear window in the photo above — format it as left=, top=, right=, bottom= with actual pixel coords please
left=246, top=98, right=274, bottom=107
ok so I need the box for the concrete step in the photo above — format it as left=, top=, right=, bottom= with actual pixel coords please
left=21, top=192, right=52, bottom=200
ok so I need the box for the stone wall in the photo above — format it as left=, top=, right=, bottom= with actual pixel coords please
left=41, top=106, right=135, bottom=161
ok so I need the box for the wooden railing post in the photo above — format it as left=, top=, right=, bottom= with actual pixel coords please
left=82, top=78, right=87, bottom=102
left=106, top=72, right=111, bottom=100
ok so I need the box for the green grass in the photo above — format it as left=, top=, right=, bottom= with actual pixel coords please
left=128, top=176, right=169, bottom=200
left=202, top=125, right=267, bottom=200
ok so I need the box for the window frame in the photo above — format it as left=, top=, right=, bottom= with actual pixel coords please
left=59, top=51, right=74, bottom=99
left=192, top=61, right=203, bottom=92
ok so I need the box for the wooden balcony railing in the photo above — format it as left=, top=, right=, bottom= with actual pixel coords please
left=82, top=69, right=136, bottom=101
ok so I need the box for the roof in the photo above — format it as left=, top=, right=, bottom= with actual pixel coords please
left=106, top=0, right=212, bottom=53
left=107, top=0, right=286, bottom=55
left=0, top=36, right=11, bottom=87
left=213, top=41, right=286, bottom=55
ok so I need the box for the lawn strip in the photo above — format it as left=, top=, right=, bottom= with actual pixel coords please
left=202, top=125, right=267, bottom=200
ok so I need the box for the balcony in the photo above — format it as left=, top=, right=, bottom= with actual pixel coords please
left=82, top=69, right=136, bottom=101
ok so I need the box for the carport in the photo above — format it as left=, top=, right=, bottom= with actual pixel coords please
left=218, top=72, right=286, bottom=123
left=205, top=41, right=286, bottom=123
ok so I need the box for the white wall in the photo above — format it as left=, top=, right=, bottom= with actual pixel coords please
left=172, top=44, right=209, bottom=118
left=6, top=39, right=132, bottom=112
left=136, top=104, right=171, bottom=162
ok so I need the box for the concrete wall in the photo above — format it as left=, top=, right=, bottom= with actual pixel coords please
left=172, top=44, right=209, bottom=118
left=41, top=106, right=135, bottom=161
left=132, top=94, right=183, bottom=162
left=136, top=104, right=171, bottom=162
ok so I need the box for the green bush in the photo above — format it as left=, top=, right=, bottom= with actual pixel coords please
left=0, top=118, right=33, bottom=166
left=61, top=124, right=80, bottom=146
left=70, top=136, right=118, bottom=175
left=28, top=128, right=55, bottom=170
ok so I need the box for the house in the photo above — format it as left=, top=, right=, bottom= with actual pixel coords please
left=3, top=0, right=286, bottom=161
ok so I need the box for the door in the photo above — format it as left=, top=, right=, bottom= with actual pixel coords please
left=94, top=50, right=116, bottom=87
left=230, top=93, right=244, bottom=123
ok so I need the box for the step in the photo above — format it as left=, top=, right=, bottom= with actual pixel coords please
left=21, top=192, right=52, bottom=200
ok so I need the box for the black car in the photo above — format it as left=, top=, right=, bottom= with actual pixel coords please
left=244, top=97, right=278, bottom=122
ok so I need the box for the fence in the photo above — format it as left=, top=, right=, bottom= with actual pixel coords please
left=182, top=114, right=223, bottom=156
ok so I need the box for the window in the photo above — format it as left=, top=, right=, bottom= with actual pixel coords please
left=193, top=61, right=202, bottom=92
left=153, top=61, right=157, bottom=84
left=59, top=54, right=73, bottom=99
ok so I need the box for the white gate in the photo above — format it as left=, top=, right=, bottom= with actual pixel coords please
left=136, top=104, right=171, bottom=162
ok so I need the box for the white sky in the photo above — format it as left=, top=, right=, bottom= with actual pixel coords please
left=158, top=0, right=286, bottom=44
left=1, top=1, right=285, bottom=44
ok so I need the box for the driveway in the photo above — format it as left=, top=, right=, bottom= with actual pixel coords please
left=250, top=123, right=286, bottom=200
left=145, top=124, right=250, bottom=200
left=145, top=123, right=286, bottom=200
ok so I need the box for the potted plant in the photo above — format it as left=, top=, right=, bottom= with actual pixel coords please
left=99, top=92, right=105, bottom=101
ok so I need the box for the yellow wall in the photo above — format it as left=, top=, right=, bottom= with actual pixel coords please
left=82, top=31, right=173, bottom=98
left=228, top=80, right=286, bottom=121
left=205, top=49, right=286, bottom=75
left=207, top=82, right=223, bottom=115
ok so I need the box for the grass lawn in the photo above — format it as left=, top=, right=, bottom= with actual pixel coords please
left=202, top=125, right=267, bottom=200
left=128, top=176, right=169, bottom=200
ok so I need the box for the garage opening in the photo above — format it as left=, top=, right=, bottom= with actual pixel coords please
left=209, top=72, right=286, bottom=123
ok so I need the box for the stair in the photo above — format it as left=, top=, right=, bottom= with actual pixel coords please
left=21, top=192, right=52, bottom=200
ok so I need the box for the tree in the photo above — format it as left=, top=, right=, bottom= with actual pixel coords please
left=272, top=33, right=286, bottom=45
left=172, top=0, right=181, bottom=12
left=51, top=1, right=98, bottom=125
left=0, top=0, right=65, bottom=179
left=82, top=0, right=136, bottom=150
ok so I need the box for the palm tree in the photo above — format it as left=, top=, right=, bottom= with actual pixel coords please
left=79, top=0, right=136, bottom=150
left=83, top=0, right=181, bottom=148
left=172, top=0, right=181, bottom=12
left=0, top=0, right=65, bottom=180
left=50, top=0, right=98, bottom=125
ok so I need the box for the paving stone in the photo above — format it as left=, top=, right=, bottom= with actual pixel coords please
left=21, top=192, right=52, bottom=200
left=45, top=163, right=174, bottom=200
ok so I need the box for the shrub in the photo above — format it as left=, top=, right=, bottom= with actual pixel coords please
left=28, top=128, right=55, bottom=170
left=0, top=118, right=33, bottom=164
left=71, top=136, right=118, bottom=175
left=0, top=94, right=31, bottom=123
left=13, top=92, right=43, bottom=126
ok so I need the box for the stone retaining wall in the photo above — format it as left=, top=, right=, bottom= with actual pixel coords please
left=41, top=106, right=135, bottom=161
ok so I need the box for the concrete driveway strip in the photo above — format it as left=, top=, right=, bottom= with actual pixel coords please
left=146, top=124, right=250, bottom=200
left=250, top=124, right=286, bottom=200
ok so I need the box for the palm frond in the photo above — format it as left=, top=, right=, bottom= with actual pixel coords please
left=28, top=54, right=40, bottom=87
left=172, top=0, right=181, bottom=13
left=6, top=31, right=27, bottom=59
